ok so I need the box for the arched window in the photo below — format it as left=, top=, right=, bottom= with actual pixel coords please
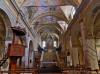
left=53, top=41, right=57, bottom=47
left=42, top=41, right=46, bottom=48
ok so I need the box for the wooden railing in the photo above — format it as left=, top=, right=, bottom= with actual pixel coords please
left=0, top=68, right=38, bottom=74
left=0, top=53, right=8, bottom=67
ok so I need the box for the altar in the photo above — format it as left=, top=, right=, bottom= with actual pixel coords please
left=40, top=48, right=58, bottom=67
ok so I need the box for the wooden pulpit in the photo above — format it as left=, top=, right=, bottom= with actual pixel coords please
left=8, top=26, right=26, bottom=74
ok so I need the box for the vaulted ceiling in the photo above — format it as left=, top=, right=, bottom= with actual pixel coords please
left=15, top=0, right=83, bottom=40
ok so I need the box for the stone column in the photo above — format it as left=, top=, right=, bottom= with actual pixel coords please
left=69, top=36, right=79, bottom=67
left=77, top=37, right=84, bottom=65
left=80, top=22, right=90, bottom=67
left=86, top=39, right=99, bottom=70
left=69, top=36, right=79, bottom=74
left=78, top=47, right=84, bottom=65
left=40, top=51, right=44, bottom=67
left=69, top=36, right=74, bottom=66
left=80, top=22, right=99, bottom=69
left=29, top=52, right=34, bottom=68
left=72, top=47, right=79, bottom=67
left=96, top=39, right=100, bottom=69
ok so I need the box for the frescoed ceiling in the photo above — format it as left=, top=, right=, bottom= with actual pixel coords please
left=15, top=0, right=83, bottom=40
